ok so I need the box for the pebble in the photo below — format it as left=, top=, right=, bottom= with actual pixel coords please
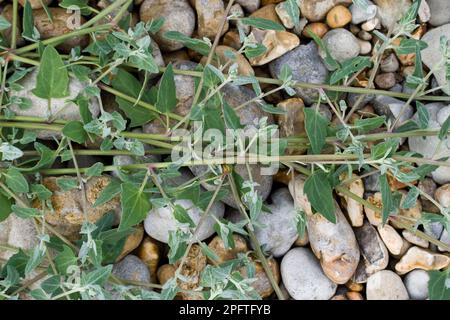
left=208, top=234, right=248, bottom=263
left=157, top=264, right=176, bottom=285
left=366, top=270, right=409, bottom=300
left=236, top=0, right=260, bottom=13
left=435, top=184, right=450, bottom=207
left=140, top=0, right=195, bottom=52
left=10, top=70, right=100, bottom=140
left=409, top=103, right=450, bottom=184
left=428, top=0, right=450, bottom=26
left=373, top=0, right=412, bottom=30
left=372, top=95, right=413, bottom=129
left=350, top=0, right=377, bottom=24
left=377, top=224, right=410, bottom=256
left=144, top=199, right=225, bottom=243
left=395, top=246, right=450, bottom=275
left=404, top=269, right=430, bottom=300
left=254, top=188, right=299, bottom=257
left=361, top=17, right=380, bottom=31
left=276, top=98, right=307, bottom=154
left=438, top=229, right=450, bottom=253
left=422, top=24, right=450, bottom=95
left=240, top=256, right=280, bottom=298
left=175, top=244, right=207, bottom=300
left=250, top=3, right=282, bottom=24
left=281, top=248, right=337, bottom=300
left=302, top=22, right=329, bottom=38
left=402, top=230, right=429, bottom=249
left=33, top=176, right=120, bottom=239
left=358, top=39, right=372, bottom=55
left=354, top=221, right=389, bottom=275
left=289, top=176, right=360, bottom=284
left=326, top=5, right=352, bottom=28
left=275, top=2, right=296, bottom=29
left=112, top=255, right=151, bottom=283
left=341, top=175, right=364, bottom=227
left=380, top=53, right=400, bottom=73
left=0, top=215, right=38, bottom=260
left=18, top=0, right=51, bottom=8
left=248, top=29, right=300, bottom=66
left=358, top=30, right=372, bottom=41
left=299, top=0, right=352, bottom=22
left=202, top=45, right=254, bottom=76
left=364, top=192, right=383, bottom=226
left=117, top=225, right=145, bottom=261
left=375, top=72, right=396, bottom=89
left=418, top=0, right=431, bottom=23
left=195, top=0, right=229, bottom=39
left=269, top=42, right=329, bottom=104
left=418, top=178, right=440, bottom=213
left=137, top=236, right=161, bottom=282
left=321, top=28, right=361, bottom=64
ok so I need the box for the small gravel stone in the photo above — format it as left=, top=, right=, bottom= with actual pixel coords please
left=350, top=0, right=377, bottom=24
left=113, top=255, right=151, bottom=283
left=321, top=28, right=361, bottom=64
left=380, top=53, right=400, bottom=73
left=375, top=72, right=397, bottom=89
left=404, top=270, right=430, bottom=300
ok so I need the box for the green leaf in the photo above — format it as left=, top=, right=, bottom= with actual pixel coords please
left=55, top=245, right=77, bottom=275
left=330, top=57, right=372, bottom=84
left=22, top=0, right=39, bottom=41
left=156, top=63, right=177, bottom=113
left=31, top=184, right=52, bottom=201
left=243, top=43, right=267, bottom=59
left=199, top=241, right=220, bottom=263
left=0, top=250, right=29, bottom=277
left=94, top=179, right=121, bottom=208
left=370, top=138, right=399, bottom=160
left=304, top=108, right=329, bottom=154
left=304, top=170, right=336, bottom=223
left=56, top=178, right=78, bottom=191
left=173, top=204, right=195, bottom=228
left=295, top=209, right=307, bottom=239
left=0, top=193, right=12, bottom=222
left=41, top=275, right=61, bottom=295
left=111, top=69, right=156, bottom=127
left=416, top=102, right=429, bottom=129
left=19, top=142, right=56, bottom=172
left=428, top=270, right=450, bottom=300
left=11, top=205, right=41, bottom=219
left=164, top=31, right=211, bottom=56
left=85, top=162, right=104, bottom=178
left=401, top=186, right=420, bottom=209
left=82, top=265, right=113, bottom=286
left=261, top=103, right=287, bottom=115
left=438, top=115, right=450, bottom=141
left=119, top=182, right=151, bottom=231
left=4, top=168, right=29, bottom=193
left=62, top=121, right=87, bottom=144
left=394, top=38, right=428, bottom=55
left=167, top=230, right=189, bottom=264
left=25, top=246, right=45, bottom=276
left=380, top=174, right=394, bottom=224
left=398, top=0, right=421, bottom=30
left=223, top=101, right=243, bottom=130
left=32, top=46, right=69, bottom=99
left=354, top=116, right=386, bottom=133
left=240, top=17, right=285, bottom=31
left=0, top=16, right=11, bottom=31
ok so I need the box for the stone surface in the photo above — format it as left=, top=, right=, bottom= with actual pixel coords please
left=195, top=0, right=229, bottom=39
left=137, top=236, right=161, bottom=282
left=281, top=248, right=337, bottom=300
left=0, top=215, right=38, bottom=260
left=254, top=188, right=298, bottom=257
left=33, top=176, right=120, bottom=239
left=366, top=270, right=409, bottom=300
left=402, top=230, right=429, bottom=249
left=117, top=225, right=145, bottom=261
left=422, top=24, right=450, bottom=95
left=342, top=175, right=364, bottom=227
left=289, top=176, right=360, bottom=284
left=201, top=45, right=254, bottom=76
left=428, top=0, right=450, bottom=26
left=373, top=96, right=413, bottom=129
left=404, top=269, right=430, bottom=300
left=33, top=8, right=88, bottom=53
left=321, top=28, right=360, bottom=64
left=236, top=0, right=260, bottom=13
left=112, top=255, right=151, bottom=283
left=435, top=184, right=450, bottom=207
left=418, top=178, right=439, bottom=213
left=240, top=256, right=280, bottom=298
left=326, top=5, right=352, bottom=28
left=248, top=29, right=300, bottom=66
left=354, top=221, right=389, bottom=275
left=373, top=0, right=412, bottom=30
left=350, top=0, right=377, bottom=24
left=208, top=234, right=248, bottom=263
left=175, top=244, right=206, bottom=300
left=10, top=70, right=100, bottom=140
left=377, top=224, right=409, bottom=256
left=144, top=199, right=225, bottom=243
left=140, top=0, right=195, bottom=52
left=375, top=72, right=396, bottom=89
left=409, top=103, right=450, bottom=184
left=395, top=246, right=450, bottom=275
left=299, top=0, right=352, bottom=22
left=269, top=42, right=329, bottom=104
left=18, top=0, right=51, bottom=8
left=302, top=22, right=329, bottom=38
left=276, top=98, right=307, bottom=154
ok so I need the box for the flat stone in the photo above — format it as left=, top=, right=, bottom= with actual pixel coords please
left=366, top=270, right=409, bottom=300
